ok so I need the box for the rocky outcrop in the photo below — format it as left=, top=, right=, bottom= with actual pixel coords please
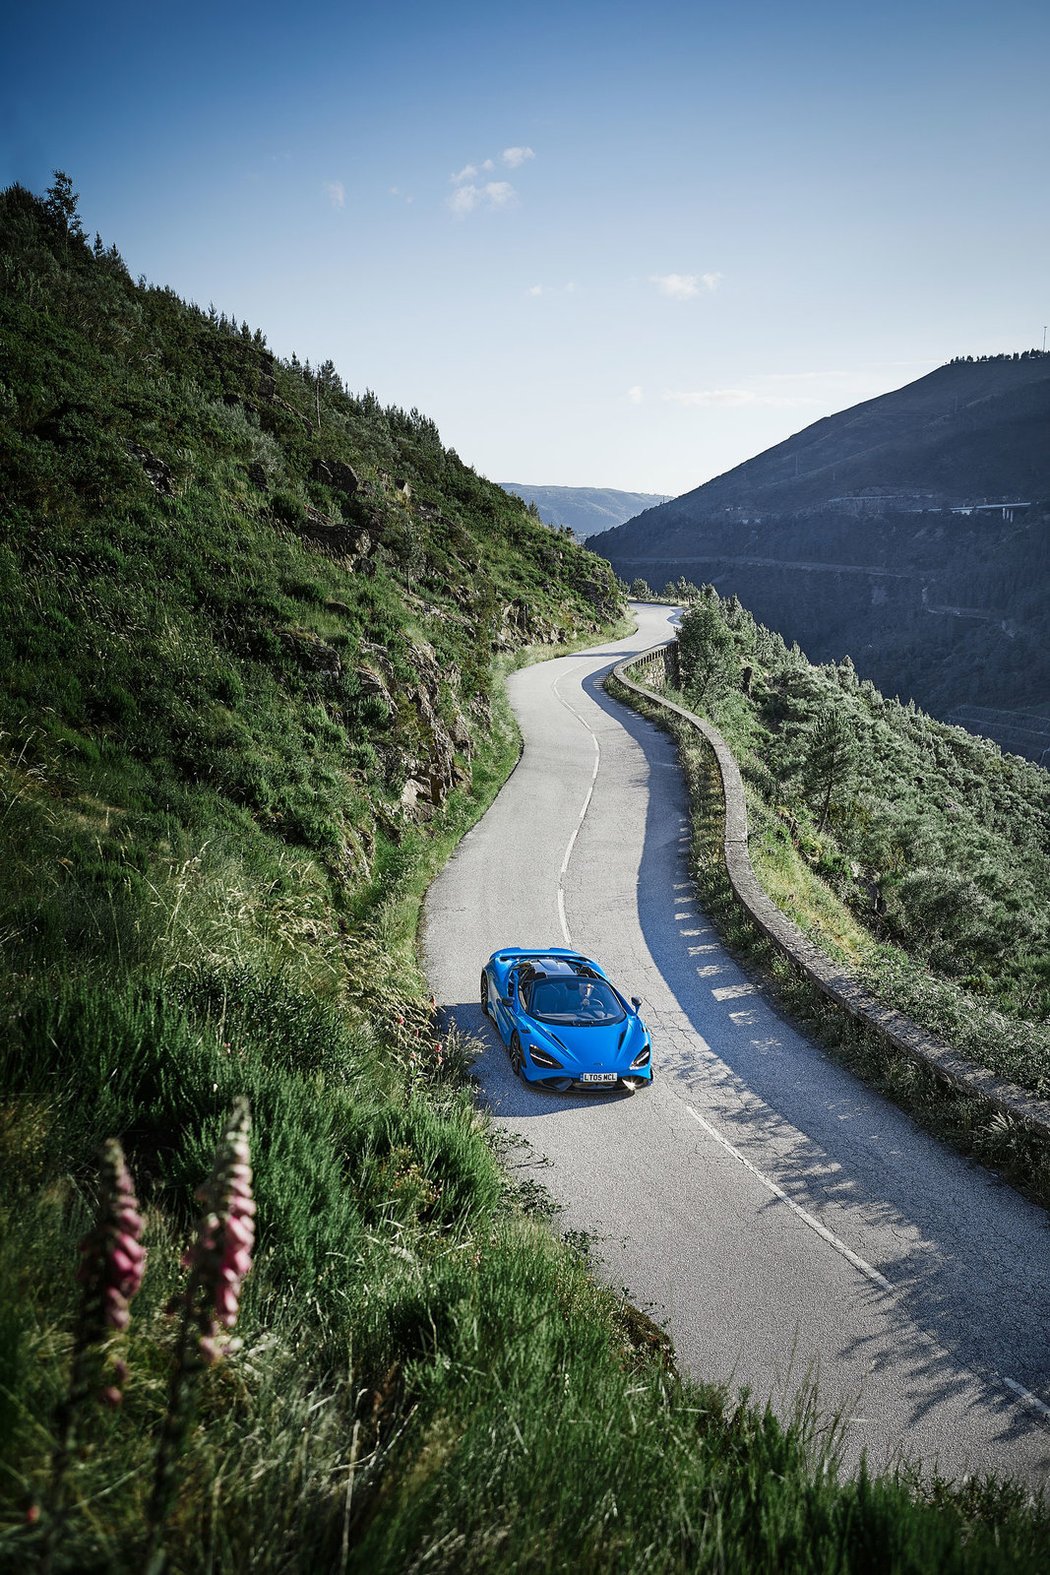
left=495, top=598, right=562, bottom=648
left=275, top=492, right=379, bottom=570
left=127, top=442, right=178, bottom=495
left=279, top=626, right=343, bottom=678
left=310, top=456, right=361, bottom=498
left=356, top=640, right=473, bottom=821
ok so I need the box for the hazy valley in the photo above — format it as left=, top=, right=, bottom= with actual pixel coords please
left=497, top=481, right=673, bottom=539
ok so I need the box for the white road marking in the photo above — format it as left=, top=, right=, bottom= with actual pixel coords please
left=552, top=670, right=602, bottom=947
left=1004, top=1377, right=1050, bottom=1424
left=686, top=1104, right=895, bottom=1293
left=686, top=1105, right=1050, bottom=1427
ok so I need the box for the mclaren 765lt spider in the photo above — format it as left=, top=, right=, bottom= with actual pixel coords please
left=480, top=947, right=654, bottom=1093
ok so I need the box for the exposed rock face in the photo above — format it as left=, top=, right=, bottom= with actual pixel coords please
left=277, top=493, right=378, bottom=570
left=354, top=651, right=396, bottom=723
left=310, top=456, right=360, bottom=497
left=358, top=640, right=473, bottom=821
left=127, top=442, right=178, bottom=495
left=496, top=598, right=561, bottom=648
left=280, top=626, right=343, bottom=677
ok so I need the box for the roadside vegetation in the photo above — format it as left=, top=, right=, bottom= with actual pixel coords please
left=613, top=586, right=1050, bottom=1199
left=1, top=177, right=1047, bottom=1570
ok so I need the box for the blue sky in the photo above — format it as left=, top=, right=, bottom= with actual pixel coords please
left=3, top=1, right=1048, bottom=494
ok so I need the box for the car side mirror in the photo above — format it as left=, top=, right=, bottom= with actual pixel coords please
left=631, top=996, right=642, bottom=1011
left=501, top=996, right=512, bottom=1009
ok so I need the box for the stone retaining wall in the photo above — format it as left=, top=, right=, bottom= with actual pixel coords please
left=611, top=642, right=1050, bottom=1143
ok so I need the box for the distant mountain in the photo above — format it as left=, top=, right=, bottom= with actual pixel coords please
left=590, top=355, right=1050, bottom=761
left=499, top=482, right=672, bottom=540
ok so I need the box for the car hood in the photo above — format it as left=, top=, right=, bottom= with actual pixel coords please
left=526, top=1015, right=646, bottom=1068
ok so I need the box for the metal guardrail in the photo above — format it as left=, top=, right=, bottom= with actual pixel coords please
left=611, top=641, right=1050, bottom=1142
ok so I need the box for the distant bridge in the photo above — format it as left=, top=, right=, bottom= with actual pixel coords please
left=950, top=501, right=1033, bottom=522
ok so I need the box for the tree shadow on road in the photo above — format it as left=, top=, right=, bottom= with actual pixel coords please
left=581, top=661, right=1050, bottom=1463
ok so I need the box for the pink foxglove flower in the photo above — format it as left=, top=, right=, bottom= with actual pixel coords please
left=172, top=1097, right=255, bottom=1364
left=74, top=1139, right=146, bottom=1389
left=43, top=1141, right=145, bottom=1570
left=146, top=1098, right=255, bottom=1557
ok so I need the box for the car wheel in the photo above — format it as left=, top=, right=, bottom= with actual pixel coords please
left=480, top=970, right=490, bottom=1018
left=510, top=1033, right=525, bottom=1079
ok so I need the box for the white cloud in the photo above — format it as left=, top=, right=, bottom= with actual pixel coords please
left=448, top=147, right=533, bottom=212
left=650, top=271, right=721, bottom=300
left=662, top=388, right=820, bottom=409
left=627, top=385, right=644, bottom=405
left=449, top=184, right=479, bottom=216
left=448, top=180, right=518, bottom=217
left=527, top=284, right=544, bottom=296
left=324, top=180, right=346, bottom=209
left=388, top=185, right=414, bottom=204
left=453, top=154, right=507, bottom=181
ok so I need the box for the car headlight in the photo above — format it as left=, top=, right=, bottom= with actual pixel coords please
left=529, top=1046, right=564, bottom=1070
left=630, top=1043, right=651, bottom=1069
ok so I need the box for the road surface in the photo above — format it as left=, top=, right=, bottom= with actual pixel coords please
left=423, top=604, right=1050, bottom=1487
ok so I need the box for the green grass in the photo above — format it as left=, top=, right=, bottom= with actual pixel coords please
left=4, top=975, right=1048, bottom=1572
left=1, top=179, right=1048, bottom=1572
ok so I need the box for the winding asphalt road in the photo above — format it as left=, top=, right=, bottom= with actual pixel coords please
left=423, top=604, right=1050, bottom=1487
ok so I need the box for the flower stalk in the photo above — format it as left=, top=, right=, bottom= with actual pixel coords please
left=41, top=1140, right=145, bottom=1572
left=144, top=1097, right=254, bottom=1570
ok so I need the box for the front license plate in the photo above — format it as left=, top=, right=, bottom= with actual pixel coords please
left=580, top=1072, right=617, bottom=1084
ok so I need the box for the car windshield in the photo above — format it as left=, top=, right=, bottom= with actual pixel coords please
left=525, top=976, right=625, bottom=1026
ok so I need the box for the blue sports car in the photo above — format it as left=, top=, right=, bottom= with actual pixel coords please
left=480, top=947, right=654, bottom=1093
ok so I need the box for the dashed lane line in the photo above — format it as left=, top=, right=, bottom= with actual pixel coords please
left=552, top=668, right=602, bottom=947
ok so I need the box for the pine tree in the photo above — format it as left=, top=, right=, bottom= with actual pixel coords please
left=802, top=702, right=861, bottom=831
left=677, top=600, right=737, bottom=708
left=44, top=170, right=83, bottom=237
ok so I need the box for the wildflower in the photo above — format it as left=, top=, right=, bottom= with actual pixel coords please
left=145, top=1098, right=255, bottom=1559
left=42, top=1141, right=145, bottom=1570
left=180, top=1097, right=255, bottom=1361
left=75, top=1140, right=146, bottom=1358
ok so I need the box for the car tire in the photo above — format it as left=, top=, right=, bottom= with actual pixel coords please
left=510, top=1033, right=525, bottom=1079
left=480, top=970, right=490, bottom=1018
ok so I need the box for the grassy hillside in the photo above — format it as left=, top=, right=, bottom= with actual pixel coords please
left=1, top=179, right=1047, bottom=1571
left=669, top=589, right=1050, bottom=1102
